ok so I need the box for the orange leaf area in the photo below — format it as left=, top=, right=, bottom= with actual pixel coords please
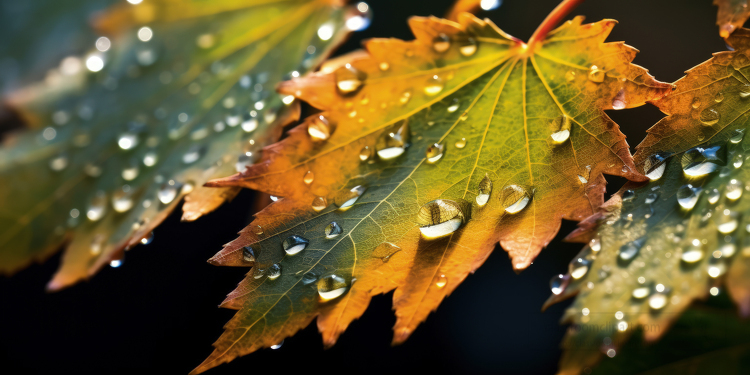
left=197, top=12, right=669, bottom=373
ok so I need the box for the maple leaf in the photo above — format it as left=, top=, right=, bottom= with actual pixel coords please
left=545, top=28, right=750, bottom=375
left=715, top=0, right=750, bottom=38
left=196, top=5, right=670, bottom=373
left=0, top=0, right=355, bottom=289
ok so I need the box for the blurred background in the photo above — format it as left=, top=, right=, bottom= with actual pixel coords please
left=0, top=0, right=732, bottom=374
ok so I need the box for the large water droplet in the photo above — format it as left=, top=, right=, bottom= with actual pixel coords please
left=416, top=199, right=470, bottom=239
left=644, top=152, right=671, bottom=181
left=308, top=115, right=335, bottom=141
left=501, top=185, right=532, bottom=214
left=459, top=37, right=478, bottom=56
left=550, top=274, right=570, bottom=295
left=318, top=274, right=348, bottom=300
left=681, top=239, right=705, bottom=263
left=550, top=114, right=571, bottom=144
left=325, top=222, right=343, bottom=238
left=112, top=189, right=134, bottom=213
left=435, top=274, right=448, bottom=288
left=587, top=65, right=605, bottom=83
left=423, top=75, right=444, bottom=96
left=335, top=64, right=366, bottom=95
left=432, top=33, right=451, bottom=53
left=303, top=170, right=315, bottom=185
left=312, top=196, right=327, bottom=212
left=476, top=174, right=492, bottom=206
left=676, top=184, right=701, bottom=210
left=282, top=235, right=309, bottom=255
left=242, top=246, right=256, bottom=262
left=426, top=143, right=444, bottom=163
left=569, top=257, right=591, bottom=280
left=648, top=292, right=668, bottom=310
left=699, top=107, right=720, bottom=126
left=681, top=145, right=726, bottom=177
left=335, top=185, right=366, bottom=210
left=726, top=179, right=744, bottom=200
left=376, top=121, right=409, bottom=160
left=731, top=129, right=746, bottom=144
left=717, top=209, right=739, bottom=233
left=708, top=188, right=721, bottom=204
left=158, top=183, right=179, bottom=205
left=267, top=264, right=282, bottom=280
left=618, top=237, right=645, bottom=265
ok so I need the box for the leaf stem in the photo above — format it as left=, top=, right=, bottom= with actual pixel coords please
left=526, top=0, right=586, bottom=49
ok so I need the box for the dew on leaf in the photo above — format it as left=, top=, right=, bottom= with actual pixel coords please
left=423, top=75, right=444, bottom=96
left=476, top=174, right=492, bottom=206
left=325, top=222, right=343, bottom=238
left=501, top=185, right=532, bottom=214
left=417, top=199, right=470, bottom=239
left=425, top=143, right=445, bottom=164
left=318, top=274, right=348, bottom=300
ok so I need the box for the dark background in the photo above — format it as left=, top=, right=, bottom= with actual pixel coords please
left=0, top=0, right=732, bottom=374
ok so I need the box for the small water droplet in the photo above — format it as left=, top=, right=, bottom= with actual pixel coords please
left=733, top=153, right=744, bottom=168
left=726, top=179, right=744, bottom=200
left=454, top=138, right=467, bottom=149
left=86, top=191, right=108, bottom=221
left=432, top=33, right=451, bottom=53
left=699, top=107, right=721, bottom=126
left=731, top=129, right=746, bottom=144
left=399, top=89, right=412, bottom=105
left=565, top=70, right=576, bottom=82
left=550, top=114, right=571, bottom=144
left=569, top=257, right=591, bottom=280
left=270, top=340, right=284, bottom=350
left=376, top=121, right=409, bottom=160
left=158, top=183, right=179, bottom=205
left=501, top=185, right=532, bottom=214
left=335, top=185, right=366, bottom=210
left=282, top=235, right=309, bottom=255
left=325, top=222, right=343, bottom=238
left=459, top=37, right=478, bottom=56
left=590, top=237, right=601, bottom=252
left=417, top=199, right=470, bottom=239
left=435, top=274, right=448, bottom=288
left=621, top=190, right=635, bottom=201
left=379, top=62, right=390, bottom=71
left=618, top=237, right=645, bottom=265
left=681, top=239, right=704, bottom=263
left=681, top=145, right=726, bottom=177
left=645, top=192, right=659, bottom=204
left=447, top=98, right=460, bottom=113
left=303, top=171, right=315, bottom=185
left=644, top=152, right=671, bottom=181
left=318, top=274, right=348, bottom=300
left=708, top=188, right=721, bottom=204
left=302, top=271, right=318, bottom=285
left=112, top=189, right=134, bottom=213
left=649, top=292, right=668, bottom=310
left=632, top=286, right=650, bottom=299
left=312, top=196, right=327, bottom=212
left=717, top=209, right=739, bottom=233
left=676, top=184, right=701, bottom=210
left=308, top=115, right=335, bottom=141
left=335, top=64, right=366, bottom=95
left=140, top=232, right=154, bottom=245
left=267, top=264, right=282, bottom=280
left=587, top=65, right=605, bottom=83
left=242, top=246, right=256, bottom=262
left=359, top=146, right=372, bottom=161
left=708, top=257, right=726, bottom=277
left=49, top=154, right=69, bottom=171
left=423, top=75, right=444, bottom=96
left=692, top=98, right=701, bottom=109
left=715, top=92, right=725, bottom=103
left=740, top=84, right=750, bottom=98
left=550, top=274, right=570, bottom=295
left=426, top=143, right=445, bottom=163
left=476, top=174, right=493, bottom=206
left=118, top=133, right=138, bottom=150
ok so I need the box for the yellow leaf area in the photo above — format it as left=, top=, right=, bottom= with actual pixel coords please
left=0, top=0, right=349, bottom=290
left=715, top=0, right=750, bottom=38
left=198, top=13, right=668, bottom=374
left=545, top=29, right=750, bottom=375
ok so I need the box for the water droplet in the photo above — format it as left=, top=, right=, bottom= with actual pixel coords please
left=459, top=37, right=478, bottom=56
left=550, top=274, right=570, bottom=295
left=681, top=145, right=726, bottom=177
left=359, top=146, right=372, bottom=161
left=550, top=115, right=571, bottom=144
left=715, top=92, right=725, bottom=103
left=681, top=239, right=704, bottom=263
left=565, top=70, right=576, bottom=82
left=376, top=121, right=409, bottom=160
left=644, top=152, right=671, bottom=181
left=708, top=257, right=726, bottom=278
left=302, top=271, right=318, bottom=285
left=455, top=138, right=467, bottom=149
left=242, top=246, right=256, bottom=262
left=590, top=237, right=601, bottom=252
left=612, top=89, right=627, bottom=110
left=281, top=235, right=309, bottom=256
left=501, top=185, right=532, bottom=214
left=308, top=115, right=335, bottom=141
left=632, top=286, right=650, bottom=299
left=426, top=143, right=445, bottom=163
left=335, top=185, right=366, bottom=210
left=335, top=64, right=366, bottom=95
left=587, top=65, right=605, bottom=83
left=417, top=199, right=470, bottom=239
left=731, top=129, right=746, bottom=144
left=118, top=133, right=138, bottom=150
left=112, top=189, right=134, bottom=213
left=435, top=274, right=448, bottom=288
left=621, top=190, right=635, bottom=201
left=618, top=237, right=645, bottom=265
left=86, top=191, right=108, bottom=221
left=399, top=90, right=412, bottom=104
left=692, top=98, right=701, bottom=109
left=379, top=62, right=390, bottom=71
left=447, top=98, right=460, bottom=113
left=312, top=196, right=327, bottom=212
left=726, top=179, right=744, bottom=200
left=432, top=34, right=451, bottom=53
left=270, top=340, right=283, bottom=350
left=708, top=188, right=721, bottom=204
left=140, top=232, right=154, bottom=245
left=645, top=192, right=659, bottom=204
left=325, top=222, right=343, bottom=238
left=717, top=209, right=739, bottom=233
left=373, top=242, right=401, bottom=263
left=476, top=174, right=493, bottom=206
left=318, top=274, right=348, bottom=300
left=303, top=171, right=315, bottom=185
left=649, top=292, right=668, bottom=310
left=699, top=107, right=720, bottom=126
left=569, top=257, right=591, bottom=280
left=267, top=264, right=282, bottom=280
left=423, top=75, right=444, bottom=96
left=158, top=184, right=178, bottom=205
left=676, top=184, right=701, bottom=210
left=49, top=154, right=68, bottom=171
left=733, top=153, right=744, bottom=168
